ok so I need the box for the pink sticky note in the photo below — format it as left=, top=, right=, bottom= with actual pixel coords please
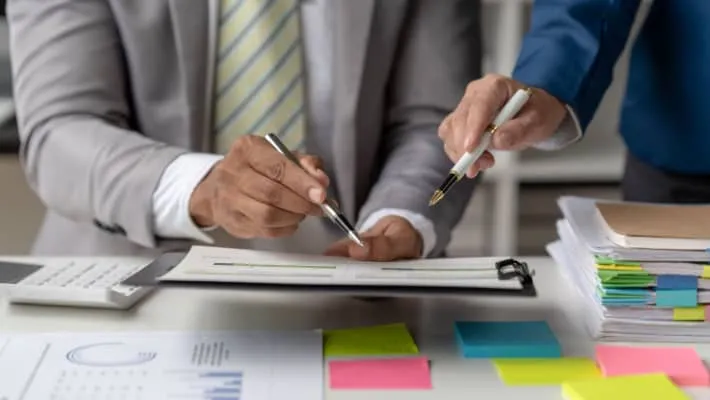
left=329, top=357, right=432, bottom=390
left=596, top=344, right=710, bottom=386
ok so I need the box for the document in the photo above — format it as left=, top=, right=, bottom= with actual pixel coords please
left=158, top=246, right=526, bottom=290
left=0, top=330, right=323, bottom=400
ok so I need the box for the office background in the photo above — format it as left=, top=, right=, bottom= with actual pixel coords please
left=0, top=0, right=638, bottom=256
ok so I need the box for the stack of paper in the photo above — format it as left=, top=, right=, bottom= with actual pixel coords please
left=547, top=196, right=710, bottom=342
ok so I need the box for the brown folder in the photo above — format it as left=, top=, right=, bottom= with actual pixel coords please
left=595, top=202, right=710, bottom=239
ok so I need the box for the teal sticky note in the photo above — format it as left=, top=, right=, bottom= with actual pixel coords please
left=454, top=321, right=561, bottom=359
left=656, top=289, right=697, bottom=307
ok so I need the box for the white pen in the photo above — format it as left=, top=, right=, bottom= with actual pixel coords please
left=429, top=87, right=533, bottom=206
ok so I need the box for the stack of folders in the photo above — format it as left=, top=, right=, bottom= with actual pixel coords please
left=546, top=196, right=710, bottom=342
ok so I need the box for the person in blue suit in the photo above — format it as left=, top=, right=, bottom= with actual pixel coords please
left=439, top=0, right=710, bottom=203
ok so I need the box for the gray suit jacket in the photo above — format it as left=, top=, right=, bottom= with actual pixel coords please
left=8, top=0, right=481, bottom=257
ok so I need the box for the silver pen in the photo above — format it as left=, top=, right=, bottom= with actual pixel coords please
left=264, top=133, right=365, bottom=247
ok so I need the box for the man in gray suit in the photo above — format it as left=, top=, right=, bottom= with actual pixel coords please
left=8, top=0, right=480, bottom=260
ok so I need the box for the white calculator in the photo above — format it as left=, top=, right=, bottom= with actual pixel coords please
left=0, top=257, right=155, bottom=309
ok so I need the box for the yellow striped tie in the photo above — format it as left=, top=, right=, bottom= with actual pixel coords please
left=213, top=0, right=306, bottom=153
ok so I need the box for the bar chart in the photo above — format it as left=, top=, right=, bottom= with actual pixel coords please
left=165, top=370, right=243, bottom=400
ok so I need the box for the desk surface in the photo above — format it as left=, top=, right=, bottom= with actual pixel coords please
left=2, top=256, right=710, bottom=400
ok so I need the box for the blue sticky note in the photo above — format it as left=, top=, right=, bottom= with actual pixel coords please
left=656, top=289, right=697, bottom=307
left=657, top=275, right=698, bottom=290
left=454, top=321, right=561, bottom=359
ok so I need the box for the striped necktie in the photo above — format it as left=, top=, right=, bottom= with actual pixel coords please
left=213, top=0, right=306, bottom=153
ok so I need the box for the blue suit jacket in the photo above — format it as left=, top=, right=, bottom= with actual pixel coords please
left=513, top=0, right=710, bottom=175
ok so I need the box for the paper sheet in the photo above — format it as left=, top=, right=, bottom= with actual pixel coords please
left=328, top=357, right=432, bottom=390
left=493, top=358, right=600, bottom=385
left=323, top=323, right=419, bottom=357
left=454, top=321, right=561, bottom=358
left=159, top=245, right=525, bottom=290
left=595, top=345, right=710, bottom=386
left=562, top=373, right=689, bottom=400
left=0, top=330, right=323, bottom=400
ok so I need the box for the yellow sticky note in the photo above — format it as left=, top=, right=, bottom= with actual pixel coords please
left=323, top=323, right=419, bottom=357
left=562, top=373, right=689, bottom=400
left=673, top=306, right=705, bottom=321
left=493, top=358, right=600, bottom=385
left=702, top=266, right=710, bottom=279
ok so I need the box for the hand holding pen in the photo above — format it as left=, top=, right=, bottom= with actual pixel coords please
left=264, top=133, right=365, bottom=247
left=188, top=134, right=333, bottom=240
left=433, top=75, right=568, bottom=205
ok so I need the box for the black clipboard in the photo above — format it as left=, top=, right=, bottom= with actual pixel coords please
left=123, top=252, right=537, bottom=297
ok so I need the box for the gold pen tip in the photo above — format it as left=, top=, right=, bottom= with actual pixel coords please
left=429, top=190, right=444, bottom=207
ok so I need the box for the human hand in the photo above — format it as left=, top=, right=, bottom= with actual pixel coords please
left=438, top=74, right=567, bottom=178
left=189, top=135, right=330, bottom=239
left=323, top=216, right=423, bottom=261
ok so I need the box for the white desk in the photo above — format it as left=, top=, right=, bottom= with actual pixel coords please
left=2, top=256, right=710, bottom=400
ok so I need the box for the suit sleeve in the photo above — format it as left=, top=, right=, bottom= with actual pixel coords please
left=512, top=0, right=642, bottom=130
left=8, top=0, right=187, bottom=248
left=356, top=0, right=482, bottom=257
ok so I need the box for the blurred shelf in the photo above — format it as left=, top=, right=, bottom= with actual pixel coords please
left=483, top=147, right=624, bottom=183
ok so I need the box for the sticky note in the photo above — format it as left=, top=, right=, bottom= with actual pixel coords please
left=702, top=266, right=710, bottom=279
left=323, top=323, right=419, bottom=357
left=454, top=321, right=561, bottom=358
left=657, top=275, right=698, bottom=290
left=493, top=358, right=600, bottom=385
left=595, top=344, right=710, bottom=386
left=328, top=357, right=432, bottom=389
left=562, top=373, right=689, bottom=400
left=656, top=289, right=697, bottom=307
left=673, top=306, right=705, bottom=321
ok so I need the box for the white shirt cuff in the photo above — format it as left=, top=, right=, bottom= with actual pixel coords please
left=358, top=209, right=437, bottom=258
left=152, top=153, right=224, bottom=243
left=532, top=104, right=583, bottom=151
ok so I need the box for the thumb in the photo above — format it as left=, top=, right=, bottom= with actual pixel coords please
left=352, top=235, right=403, bottom=262
left=323, top=239, right=350, bottom=257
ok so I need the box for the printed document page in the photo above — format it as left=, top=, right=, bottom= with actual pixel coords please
left=0, top=330, right=323, bottom=400
left=159, top=246, right=524, bottom=290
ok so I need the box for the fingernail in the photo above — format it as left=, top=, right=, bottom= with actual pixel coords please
left=317, top=170, right=330, bottom=185
left=308, top=187, right=324, bottom=203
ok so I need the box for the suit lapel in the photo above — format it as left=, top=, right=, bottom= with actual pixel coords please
left=332, top=0, right=374, bottom=221
left=168, top=0, right=211, bottom=151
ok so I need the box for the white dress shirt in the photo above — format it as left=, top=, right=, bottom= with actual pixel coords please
left=151, top=0, right=438, bottom=256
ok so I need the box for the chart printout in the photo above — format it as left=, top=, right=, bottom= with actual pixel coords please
left=0, top=330, right=323, bottom=400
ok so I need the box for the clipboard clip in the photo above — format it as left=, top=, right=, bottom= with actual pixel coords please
left=496, top=258, right=534, bottom=284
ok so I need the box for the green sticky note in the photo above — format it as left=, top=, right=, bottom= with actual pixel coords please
left=599, top=270, right=655, bottom=287
left=595, top=256, right=641, bottom=266
left=323, top=323, right=419, bottom=357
